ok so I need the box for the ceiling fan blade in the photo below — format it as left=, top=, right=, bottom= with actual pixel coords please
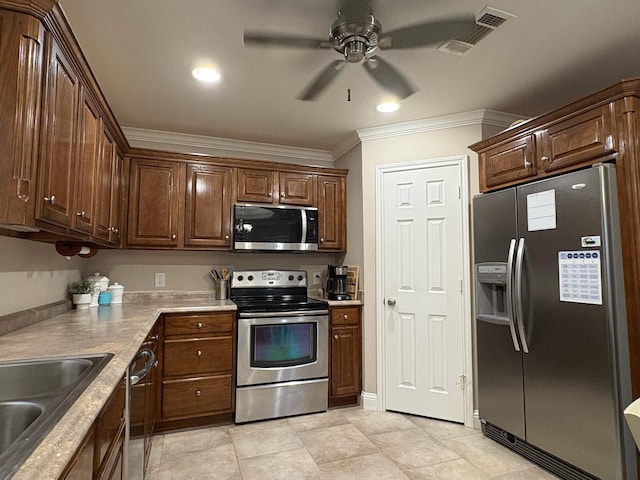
left=362, top=56, right=415, bottom=99
left=298, top=60, right=346, bottom=101
left=243, top=32, right=333, bottom=49
left=379, top=16, right=477, bottom=50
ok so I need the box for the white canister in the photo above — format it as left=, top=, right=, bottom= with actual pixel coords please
left=108, top=282, right=125, bottom=304
left=86, top=272, right=109, bottom=291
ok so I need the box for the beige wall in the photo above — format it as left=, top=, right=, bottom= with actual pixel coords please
left=0, top=235, right=83, bottom=316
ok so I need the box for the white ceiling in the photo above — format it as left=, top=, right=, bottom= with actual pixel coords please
left=59, top=0, right=640, bottom=155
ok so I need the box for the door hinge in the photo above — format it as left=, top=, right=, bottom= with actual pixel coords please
left=456, top=374, right=468, bottom=390
left=459, top=280, right=463, bottom=292
left=458, top=185, right=461, bottom=199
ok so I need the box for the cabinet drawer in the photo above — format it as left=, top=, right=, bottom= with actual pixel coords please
left=164, top=312, right=234, bottom=336
left=163, top=337, right=232, bottom=376
left=331, top=307, right=360, bottom=326
left=162, top=375, right=232, bottom=418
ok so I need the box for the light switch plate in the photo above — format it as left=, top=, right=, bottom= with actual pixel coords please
left=155, top=272, right=165, bottom=288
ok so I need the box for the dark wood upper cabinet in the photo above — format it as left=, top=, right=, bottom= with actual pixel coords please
left=317, top=175, right=346, bottom=251
left=237, top=168, right=275, bottom=203
left=278, top=171, right=315, bottom=206
left=127, top=157, right=182, bottom=247
left=0, top=9, right=44, bottom=230
left=72, top=87, right=100, bottom=235
left=184, top=163, right=232, bottom=248
left=36, top=35, right=79, bottom=228
left=94, top=126, right=122, bottom=246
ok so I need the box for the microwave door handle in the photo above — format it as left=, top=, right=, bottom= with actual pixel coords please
left=301, top=208, right=307, bottom=242
left=506, top=238, right=521, bottom=352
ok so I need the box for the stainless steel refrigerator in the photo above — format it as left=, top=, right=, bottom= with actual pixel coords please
left=473, top=164, right=637, bottom=480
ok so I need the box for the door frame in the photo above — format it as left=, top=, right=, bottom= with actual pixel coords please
left=375, top=155, right=474, bottom=427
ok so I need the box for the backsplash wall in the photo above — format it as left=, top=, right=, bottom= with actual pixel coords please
left=0, top=235, right=83, bottom=316
left=85, top=249, right=342, bottom=293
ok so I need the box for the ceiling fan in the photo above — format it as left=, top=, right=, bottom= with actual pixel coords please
left=243, top=1, right=477, bottom=101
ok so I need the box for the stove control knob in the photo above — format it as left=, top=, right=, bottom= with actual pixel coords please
left=248, top=275, right=254, bottom=281
left=298, top=275, right=303, bottom=281
left=288, top=275, right=294, bottom=281
left=237, top=275, right=244, bottom=281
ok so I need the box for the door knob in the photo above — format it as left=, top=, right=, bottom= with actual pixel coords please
left=387, top=298, right=396, bottom=307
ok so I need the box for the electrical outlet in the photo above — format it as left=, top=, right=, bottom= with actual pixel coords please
left=312, top=271, right=322, bottom=284
left=155, top=272, right=165, bottom=288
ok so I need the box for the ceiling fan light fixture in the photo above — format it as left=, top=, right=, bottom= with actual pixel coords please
left=192, top=67, right=221, bottom=83
left=376, top=101, right=400, bottom=113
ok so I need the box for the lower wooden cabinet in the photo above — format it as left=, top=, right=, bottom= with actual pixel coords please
left=60, top=376, right=126, bottom=480
left=156, top=311, right=236, bottom=431
left=329, top=305, right=362, bottom=407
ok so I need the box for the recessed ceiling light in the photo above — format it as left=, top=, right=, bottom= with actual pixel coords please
left=192, top=67, right=221, bottom=83
left=376, top=101, right=400, bottom=113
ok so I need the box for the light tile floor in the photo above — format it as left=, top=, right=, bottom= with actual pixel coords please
left=145, top=407, right=560, bottom=480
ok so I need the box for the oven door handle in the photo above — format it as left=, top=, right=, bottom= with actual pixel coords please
left=238, top=309, right=329, bottom=318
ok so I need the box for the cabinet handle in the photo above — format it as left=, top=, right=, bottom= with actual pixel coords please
left=268, top=192, right=272, bottom=197
left=171, top=234, right=177, bottom=240
left=148, top=334, right=159, bottom=341
left=524, top=160, right=532, bottom=168
left=343, top=314, right=348, bottom=320
left=197, top=322, right=203, bottom=329
left=196, top=350, right=202, bottom=357
left=44, top=195, right=56, bottom=205
left=195, top=389, right=201, bottom=397
left=334, top=334, right=339, bottom=340
left=225, top=235, right=229, bottom=239
left=281, top=192, right=286, bottom=198
left=320, top=238, right=325, bottom=243
left=76, top=211, right=85, bottom=218
left=541, top=155, right=550, bottom=163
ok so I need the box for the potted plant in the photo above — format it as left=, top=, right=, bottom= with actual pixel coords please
left=68, top=279, right=97, bottom=309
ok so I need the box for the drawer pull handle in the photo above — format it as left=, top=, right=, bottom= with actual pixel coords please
left=44, top=195, right=56, bottom=205
left=195, top=389, right=201, bottom=397
left=541, top=155, right=550, bottom=162
left=197, top=322, right=203, bottom=329
left=197, top=350, right=202, bottom=357
left=524, top=160, right=532, bottom=168
left=334, top=334, right=339, bottom=340
left=343, top=314, right=348, bottom=320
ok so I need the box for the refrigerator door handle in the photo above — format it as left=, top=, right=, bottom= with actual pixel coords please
left=515, top=237, right=530, bottom=353
left=506, top=238, right=521, bottom=352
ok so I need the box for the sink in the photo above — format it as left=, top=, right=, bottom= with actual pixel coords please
left=0, top=358, right=95, bottom=401
left=0, top=353, right=113, bottom=479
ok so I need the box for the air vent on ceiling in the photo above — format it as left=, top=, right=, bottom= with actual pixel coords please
left=438, top=6, right=516, bottom=56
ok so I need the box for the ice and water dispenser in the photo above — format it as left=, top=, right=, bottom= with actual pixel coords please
left=475, top=263, right=508, bottom=323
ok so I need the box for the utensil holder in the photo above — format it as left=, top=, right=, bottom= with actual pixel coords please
left=215, top=279, right=229, bottom=300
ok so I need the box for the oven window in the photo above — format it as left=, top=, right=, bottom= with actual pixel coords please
left=251, top=322, right=317, bottom=367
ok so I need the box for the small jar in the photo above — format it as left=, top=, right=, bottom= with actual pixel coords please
left=108, top=282, right=125, bottom=304
left=86, top=272, right=109, bottom=291
left=98, top=291, right=112, bottom=306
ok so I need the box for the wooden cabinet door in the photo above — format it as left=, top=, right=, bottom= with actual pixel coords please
left=127, top=158, right=182, bottom=247
left=0, top=10, right=44, bottom=228
left=94, top=126, right=121, bottom=245
left=480, top=135, right=537, bottom=191
left=184, top=163, right=232, bottom=248
left=329, top=306, right=362, bottom=404
left=317, top=175, right=346, bottom=251
left=537, top=104, right=617, bottom=173
left=278, top=172, right=315, bottom=205
left=237, top=168, right=275, bottom=203
left=61, top=425, right=95, bottom=480
left=37, top=37, right=80, bottom=227
left=72, top=88, right=100, bottom=234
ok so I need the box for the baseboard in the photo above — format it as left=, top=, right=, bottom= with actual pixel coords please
left=473, top=409, right=481, bottom=430
left=361, top=391, right=379, bottom=411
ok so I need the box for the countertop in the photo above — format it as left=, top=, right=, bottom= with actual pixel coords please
left=0, top=297, right=236, bottom=480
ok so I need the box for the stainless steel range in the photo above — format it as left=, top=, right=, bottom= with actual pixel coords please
left=231, top=269, right=329, bottom=423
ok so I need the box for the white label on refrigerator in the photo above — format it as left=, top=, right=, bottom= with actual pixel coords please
left=527, top=189, right=556, bottom=231
left=558, top=251, right=602, bottom=305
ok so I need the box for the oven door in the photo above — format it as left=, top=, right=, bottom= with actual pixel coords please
left=236, top=311, right=328, bottom=387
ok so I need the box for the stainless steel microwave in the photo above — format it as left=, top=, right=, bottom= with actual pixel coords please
left=233, top=204, right=319, bottom=252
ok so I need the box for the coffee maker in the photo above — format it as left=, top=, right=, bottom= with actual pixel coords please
left=326, top=265, right=351, bottom=300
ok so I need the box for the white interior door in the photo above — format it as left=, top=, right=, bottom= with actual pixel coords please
left=380, top=160, right=466, bottom=423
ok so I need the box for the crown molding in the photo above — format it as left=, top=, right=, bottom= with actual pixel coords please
left=356, top=109, right=526, bottom=142
left=121, top=127, right=334, bottom=166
